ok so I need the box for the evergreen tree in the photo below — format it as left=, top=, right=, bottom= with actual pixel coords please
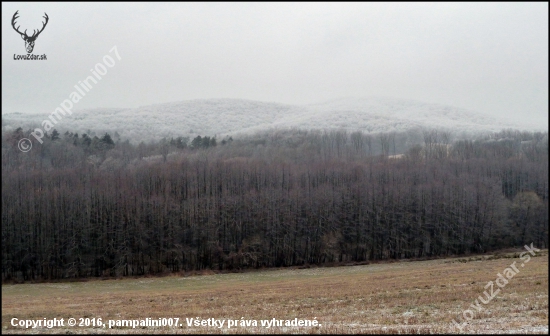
left=51, top=129, right=60, bottom=141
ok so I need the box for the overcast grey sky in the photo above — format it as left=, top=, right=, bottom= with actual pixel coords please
left=2, top=2, right=548, bottom=125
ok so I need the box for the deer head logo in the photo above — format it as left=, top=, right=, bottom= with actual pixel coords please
left=12, top=10, right=49, bottom=54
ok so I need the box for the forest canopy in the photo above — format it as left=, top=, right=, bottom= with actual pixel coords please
left=2, top=127, right=548, bottom=281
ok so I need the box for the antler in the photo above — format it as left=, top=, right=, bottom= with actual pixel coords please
left=30, top=13, right=49, bottom=39
left=11, top=10, right=27, bottom=37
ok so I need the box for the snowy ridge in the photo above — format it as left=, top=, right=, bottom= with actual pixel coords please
left=2, top=97, right=544, bottom=143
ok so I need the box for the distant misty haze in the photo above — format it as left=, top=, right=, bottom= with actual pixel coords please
left=2, top=2, right=548, bottom=127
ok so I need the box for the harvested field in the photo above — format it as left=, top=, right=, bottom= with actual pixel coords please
left=2, top=249, right=548, bottom=334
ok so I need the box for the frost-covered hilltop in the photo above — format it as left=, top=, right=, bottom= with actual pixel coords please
left=2, top=97, right=543, bottom=143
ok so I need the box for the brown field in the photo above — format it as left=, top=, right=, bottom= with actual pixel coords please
left=2, top=249, right=548, bottom=334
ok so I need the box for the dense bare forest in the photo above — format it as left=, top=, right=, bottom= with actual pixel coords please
left=2, top=127, right=548, bottom=281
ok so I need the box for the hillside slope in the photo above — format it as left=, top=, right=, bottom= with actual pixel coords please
left=2, top=97, right=543, bottom=142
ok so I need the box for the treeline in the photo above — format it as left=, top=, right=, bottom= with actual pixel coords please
left=1, top=127, right=548, bottom=281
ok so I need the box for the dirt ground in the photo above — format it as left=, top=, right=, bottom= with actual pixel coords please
left=2, top=249, right=548, bottom=334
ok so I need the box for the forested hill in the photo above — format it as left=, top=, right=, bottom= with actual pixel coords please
left=2, top=127, right=548, bottom=281
left=2, top=97, right=543, bottom=144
